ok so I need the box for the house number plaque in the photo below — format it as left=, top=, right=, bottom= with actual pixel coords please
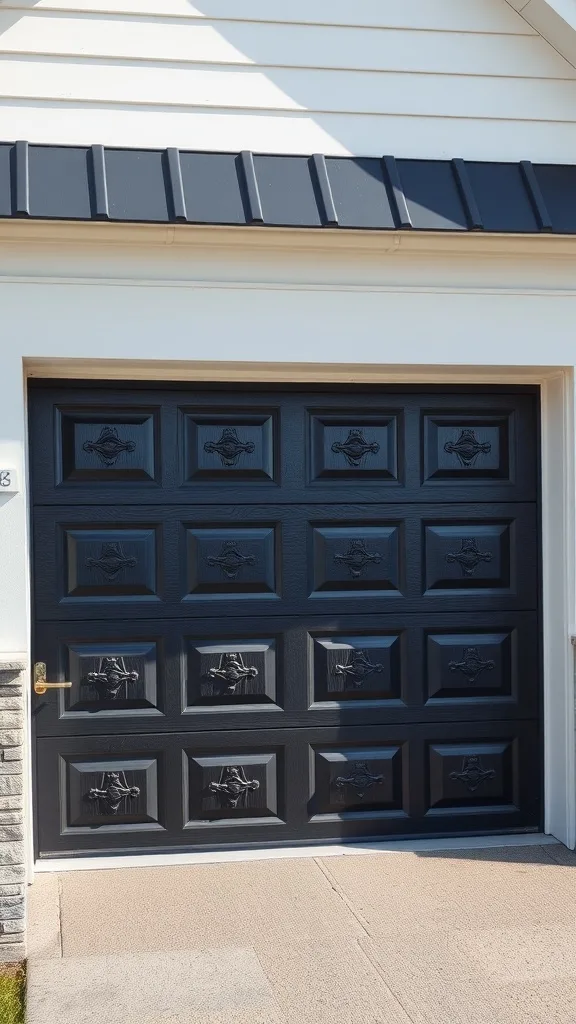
left=0, top=469, right=18, bottom=492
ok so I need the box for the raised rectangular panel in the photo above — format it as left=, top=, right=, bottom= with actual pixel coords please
left=185, top=752, right=280, bottom=825
left=185, top=526, right=277, bottom=598
left=183, top=410, right=275, bottom=481
left=427, top=741, right=515, bottom=812
left=186, top=638, right=278, bottom=707
left=58, top=408, right=157, bottom=482
left=426, top=632, right=513, bottom=701
left=62, top=641, right=159, bottom=715
left=310, top=412, right=398, bottom=481
left=424, top=523, right=511, bottom=592
left=423, top=414, right=510, bottom=483
left=311, top=746, right=403, bottom=817
left=65, top=528, right=157, bottom=598
left=310, top=525, right=400, bottom=595
left=62, top=756, right=160, bottom=831
left=311, top=634, right=402, bottom=703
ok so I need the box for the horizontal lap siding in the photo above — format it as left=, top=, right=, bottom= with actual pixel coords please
left=1, top=1, right=539, bottom=32
left=3, top=62, right=576, bottom=121
left=0, top=17, right=568, bottom=73
left=0, top=3, right=574, bottom=160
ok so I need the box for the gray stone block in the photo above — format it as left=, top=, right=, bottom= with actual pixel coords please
left=0, top=696, right=24, bottom=712
left=0, top=796, right=22, bottom=811
left=0, top=762, right=23, bottom=776
left=0, top=920, right=25, bottom=936
left=0, top=824, right=23, bottom=840
left=0, top=731, right=23, bottom=748
left=0, top=864, right=25, bottom=882
left=0, top=777, right=23, bottom=796
left=2, top=750, right=23, bottom=762
left=0, top=811, right=24, bottom=826
left=0, top=841, right=24, bottom=865
left=0, top=884, right=23, bottom=897
left=0, top=941, right=25, bottom=963
left=0, top=902, right=25, bottom=921
left=0, top=714, right=23, bottom=730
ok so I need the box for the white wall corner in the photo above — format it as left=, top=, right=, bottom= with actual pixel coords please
left=505, top=0, right=576, bottom=69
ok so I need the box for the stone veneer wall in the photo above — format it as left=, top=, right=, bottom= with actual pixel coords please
left=0, top=659, right=27, bottom=963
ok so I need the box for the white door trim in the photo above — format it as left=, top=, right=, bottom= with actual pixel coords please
left=27, top=360, right=576, bottom=855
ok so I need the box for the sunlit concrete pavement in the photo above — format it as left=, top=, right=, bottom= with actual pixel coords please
left=26, top=841, right=576, bottom=1024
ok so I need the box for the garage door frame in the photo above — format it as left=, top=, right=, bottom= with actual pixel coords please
left=25, top=359, right=575, bottom=860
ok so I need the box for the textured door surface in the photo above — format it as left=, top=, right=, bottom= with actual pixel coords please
left=29, top=385, right=541, bottom=857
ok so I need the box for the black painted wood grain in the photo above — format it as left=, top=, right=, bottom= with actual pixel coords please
left=29, top=384, right=542, bottom=856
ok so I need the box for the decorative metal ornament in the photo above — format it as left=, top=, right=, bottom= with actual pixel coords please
left=208, top=652, right=258, bottom=695
left=206, top=541, right=257, bottom=580
left=444, top=428, right=491, bottom=468
left=334, top=650, right=383, bottom=687
left=204, top=428, right=255, bottom=467
left=450, top=755, right=496, bottom=793
left=334, top=539, right=382, bottom=579
left=445, top=538, right=492, bottom=577
left=87, top=771, right=140, bottom=814
left=449, top=647, right=495, bottom=685
left=208, top=766, right=260, bottom=808
left=86, top=656, right=139, bottom=701
left=331, top=429, right=380, bottom=467
left=335, top=760, right=384, bottom=798
left=86, top=542, right=137, bottom=581
left=83, top=426, right=136, bottom=467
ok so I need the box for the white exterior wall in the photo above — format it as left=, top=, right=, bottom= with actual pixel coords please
left=1, top=0, right=576, bottom=160
left=0, top=224, right=572, bottom=890
left=0, top=225, right=572, bottom=659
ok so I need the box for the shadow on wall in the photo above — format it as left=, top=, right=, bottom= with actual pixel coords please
left=0, top=0, right=572, bottom=161
left=0, top=0, right=527, bottom=223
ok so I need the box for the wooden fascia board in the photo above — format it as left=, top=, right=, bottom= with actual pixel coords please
left=3, top=218, right=576, bottom=259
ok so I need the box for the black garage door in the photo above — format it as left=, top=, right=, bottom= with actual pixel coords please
left=30, top=384, right=541, bottom=857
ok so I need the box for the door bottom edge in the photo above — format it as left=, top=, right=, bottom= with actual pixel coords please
left=33, top=830, right=557, bottom=873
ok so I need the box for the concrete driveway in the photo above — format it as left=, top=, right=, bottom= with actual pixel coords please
left=26, top=839, right=576, bottom=1024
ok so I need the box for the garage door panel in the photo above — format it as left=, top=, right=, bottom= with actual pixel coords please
left=57, top=406, right=160, bottom=485
left=30, top=387, right=537, bottom=505
left=36, top=721, right=539, bottom=855
left=185, top=751, right=283, bottom=828
left=34, top=613, right=538, bottom=739
left=33, top=502, right=538, bottom=620
left=309, top=744, right=405, bottom=820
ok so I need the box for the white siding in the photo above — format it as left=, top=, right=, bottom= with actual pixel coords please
left=0, top=1, right=575, bottom=160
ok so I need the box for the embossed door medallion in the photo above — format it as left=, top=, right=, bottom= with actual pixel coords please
left=86, top=542, right=137, bottom=580
left=83, top=426, right=136, bottom=467
left=446, top=538, right=492, bottom=577
left=87, top=656, right=139, bottom=701
left=204, top=428, right=256, bottom=467
left=450, top=756, right=496, bottom=793
left=449, top=648, right=495, bottom=685
left=208, top=766, right=260, bottom=808
left=206, top=541, right=257, bottom=580
left=207, top=652, right=258, bottom=695
left=331, top=429, right=380, bottom=467
left=334, top=650, right=384, bottom=687
left=87, top=771, right=140, bottom=814
left=335, top=761, right=384, bottom=798
left=31, top=385, right=541, bottom=856
left=334, top=539, right=383, bottom=578
left=444, top=429, right=491, bottom=468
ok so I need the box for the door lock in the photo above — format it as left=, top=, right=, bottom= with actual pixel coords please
left=33, top=662, right=72, bottom=696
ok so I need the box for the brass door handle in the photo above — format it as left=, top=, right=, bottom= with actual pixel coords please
left=34, top=662, right=72, bottom=696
